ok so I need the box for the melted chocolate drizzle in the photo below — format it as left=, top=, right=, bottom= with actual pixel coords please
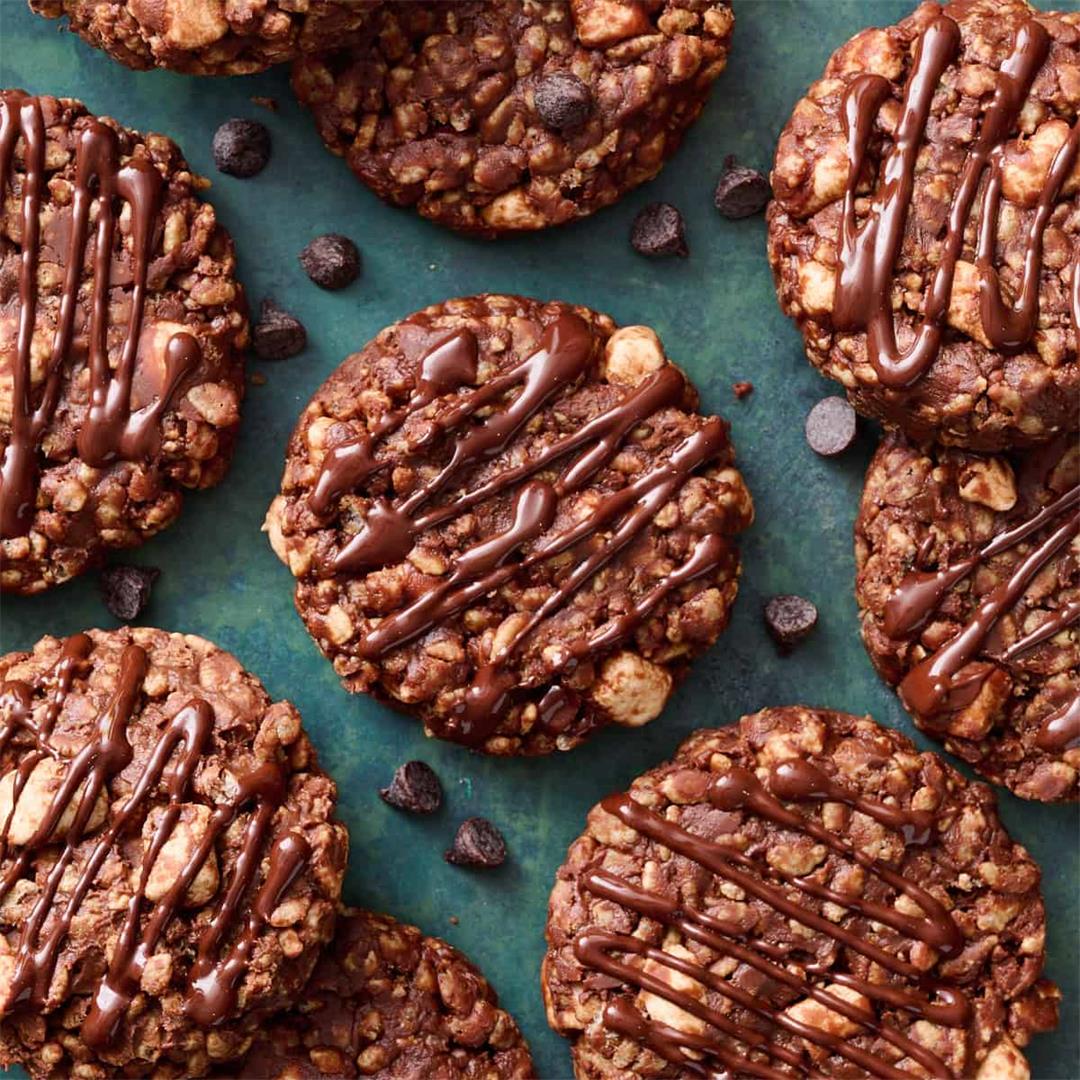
left=0, top=635, right=305, bottom=1041
left=834, top=14, right=1076, bottom=387
left=882, top=483, right=1079, bottom=721
left=574, top=762, right=969, bottom=1079
left=308, top=314, right=736, bottom=746
left=1036, top=691, right=1080, bottom=752
left=0, top=90, right=201, bottom=539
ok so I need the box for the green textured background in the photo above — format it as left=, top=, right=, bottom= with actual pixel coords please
left=1, top=2, right=1078, bottom=1077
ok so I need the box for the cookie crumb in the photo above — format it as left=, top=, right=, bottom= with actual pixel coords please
left=445, top=818, right=507, bottom=868
left=449, top=915, right=459, bottom=925
left=630, top=203, right=688, bottom=258
left=714, top=155, right=771, bottom=219
left=100, top=565, right=160, bottom=622
left=212, top=118, right=271, bottom=178
left=251, top=96, right=278, bottom=112
left=732, top=380, right=754, bottom=399
left=300, top=234, right=361, bottom=290
left=764, top=595, right=818, bottom=652
left=380, top=761, right=443, bottom=814
left=805, top=396, right=857, bottom=457
left=250, top=371, right=267, bottom=386
left=253, top=298, right=307, bottom=361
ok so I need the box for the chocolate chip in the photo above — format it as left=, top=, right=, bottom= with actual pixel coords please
left=732, top=380, right=754, bottom=399
left=212, top=118, right=271, bottom=178
left=299, top=234, right=361, bottom=290
left=630, top=203, right=688, bottom=258
left=764, top=595, right=818, bottom=651
left=445, top=817, right=507, bottom=868
left=253, top=298, right=306, bottom=361
left=101, top=565, right=160, bottom=623
left=805, top=396, right=858, bottom=456
left=380, top=761, right=443, bottom=814
left=534, top=72, right=591, bottom=132
left=713, top=155, right=771, bottom=219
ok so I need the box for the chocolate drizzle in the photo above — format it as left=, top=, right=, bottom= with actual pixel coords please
left=0, top=635, right=305, bottom=1040
left=1036, top=691, right=1080, bottom=752
left=882, top=483, right=1079, bottom=720
left=574, top=762, right=969, bottom=1079
left=308, top=313, right=737, bottom=746
left=0, top=90, right=201, bottom=539
left=834, top=15, right=1073, bottom=387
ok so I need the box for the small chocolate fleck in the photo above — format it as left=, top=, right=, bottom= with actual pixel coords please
left=630, top=203, right=688, bottom=258
left=764, top=595, right=818, bottom=652
left=805, top=396, right=858, bottom=456
left=380, top=760, right=443, bottom=814
left=101, top=565, right=160, bottom=623
left=732, top=380, right=754, bottom=399
left=212, top=118, right=271, bottom=178
left=713, top=155, right=771, bottom=219
left=253, top=298, right=307, bottom=361
left=534, top=72, right=592, bottom=132
left=300, top=234, right=361, bottom=290
left=449, top=915, right=460, bottom=926
left=445, top=817, right=507, bottom=868
left=250, top=371, right=267, bottom=386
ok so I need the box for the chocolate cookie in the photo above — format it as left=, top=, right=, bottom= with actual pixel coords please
left=0, top=91, right=248, bottom=595
left=855, top=431, right=1079, bottom=802
left=227, top=907, right=533, bottom=1078
left=265, top=295, right=754, bottom=755
left=290, top=1, right=735, bottom=234
left=543, top=706, right=1060, bottom=1080
left=767, top=0, right=1079, bottom=451
left=0, top=627, right=349, bottom=1078
left=28, top=0, right=378, bottom=76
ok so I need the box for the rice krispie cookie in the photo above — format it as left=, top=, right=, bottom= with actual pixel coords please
left=229, top=907, right=534, bottom=1079
left=767, top=0, right=1079, bottom=451
left=856, top=431, right=1079, bottom=802
left=265, top=294, right=754, bottom=756
left=0, top=627, right=349, bottom=1078
left=0, top=91, right=248, bottom=594
left=28, top=0, right=379, bottom=76
left=291, top=0, right=735, bottom=234
left=543, top=706, right=1060, bottom=1080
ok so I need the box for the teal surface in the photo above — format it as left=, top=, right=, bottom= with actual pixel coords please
left=1, top=3, right=1078, bottom=1078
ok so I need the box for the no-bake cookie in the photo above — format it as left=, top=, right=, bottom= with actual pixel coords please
left=543, top=706, right=1060, bottom=1080
left=229, top=907, right=533, bottom=1079
left=291, top=0, right=735, bottom=234
left=856, top=431, right=1079, bottom=802
left=0, top=91, right=248, bottom=594
left=0, top=627, right=349, bottom=1078
left=265, top=294, right=753, bottom=755
left=767, top=0, right=1079, bottom=451
left=28, top=0, right=379, bottom=76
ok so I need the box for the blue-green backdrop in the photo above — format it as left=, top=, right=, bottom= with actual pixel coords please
left=1, top=2, right=1077, bottom=1077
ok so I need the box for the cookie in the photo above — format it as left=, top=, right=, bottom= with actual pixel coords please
left=0, top=91, right=248, bottom=594
left=855, top=431, right=1079, bottom=802
left=0, top=627, right=349, bottom=1078
left=543, top=706, right=1060, bottom=1080
left=226, top=907, right=533, bottom=1078
left=265, top=294, right=754, bottom=756
left=290, top=1, right=735, bottom=234
left=28, top=0, right=378, bottom=76
left=767, top=0, right=1079, bottom=451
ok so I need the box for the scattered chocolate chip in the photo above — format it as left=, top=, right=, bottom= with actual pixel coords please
left=299, top=233, right=361, bottom=290
left=380, top=760, right=443, bottom=814
left=732, top=380, right=754, bottom=399
left=713, top=155, right=771, bottom=219
left=212, top=118, right=271, bottom=178
left=445, top=817, right=507, bottom=868
left=630, top=203, right=688, bottom=258
left=101, top=565, right=160, bottom=622
left=764, top=595, right=818, bottom=651
left=805, top=396, right=858, bottom=456
left=534, top=72, right=592, bottom=132
left=251, top=95, right=278, bottom=112
left=253, top=298, right=307, bottom=361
